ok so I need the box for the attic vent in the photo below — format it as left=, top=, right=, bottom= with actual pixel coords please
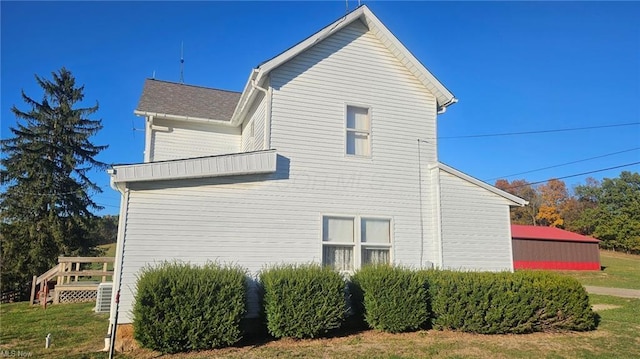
left=94, top=282, right=113, bottom=313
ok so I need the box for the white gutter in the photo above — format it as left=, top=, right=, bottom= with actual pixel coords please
left=230, top=69, right=260, bottom=126
left=143, top=116, right=152, bottom=163
left=106, top=185, right=129, bottom=356
left=250, top=80, right=273, bottom=149
left=133, top=110, right=235, bottom=127
left=437, top=98, right=458, bottom=115
left=107, top=169, right=126, bottom=194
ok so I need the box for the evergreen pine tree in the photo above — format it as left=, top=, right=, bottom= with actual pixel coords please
left=1, top=68, right=107, bottom=298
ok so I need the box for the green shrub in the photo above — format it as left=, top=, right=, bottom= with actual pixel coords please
left=423, top=270, right=596, bottom=334
left=260, top=264, right=346, bottom=339
left=132, top=261, right=247, bottom=353
left=526, top=271, right=597, bottom=332
left=351, top=265, right=428, bottom=333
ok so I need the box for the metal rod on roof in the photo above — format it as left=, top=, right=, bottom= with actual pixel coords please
left=180, top=41, right=185, bottom=84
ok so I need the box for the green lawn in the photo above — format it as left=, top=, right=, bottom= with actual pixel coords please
left=559, top=250, right=640, bottom=290
left=98, top=243, right=117, bottom=258
left=123, top=295, right=640, bottom=359
left=0, top=302, right=109, bottom=359
left=3, top=295, right=637, bottom=359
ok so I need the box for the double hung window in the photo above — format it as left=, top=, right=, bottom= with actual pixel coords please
left=346, top=106, right=371, bottom=156
left=322, top=216, right=391, bottom=271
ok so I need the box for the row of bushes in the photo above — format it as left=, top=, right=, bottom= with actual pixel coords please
left=132, top=262, right=596, bottom=354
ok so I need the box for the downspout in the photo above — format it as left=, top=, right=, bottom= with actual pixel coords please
left=105, top=170, right=129, bottom=357
left=433, top=166, right=445, bottom=269
left=506, top=208, right=515, bottom=272
left=251, top=80, right=272, bottom=150
left=144, top=116, right=153, bottom=163
left=417, top=140, right=424, bottom=268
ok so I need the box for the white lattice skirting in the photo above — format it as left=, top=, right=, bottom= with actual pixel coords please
left=57, top=289, right=97, bottom=303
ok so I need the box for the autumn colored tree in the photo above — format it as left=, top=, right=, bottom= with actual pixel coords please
left=495, top=179, right=540, bottom=225
left=536, top=179, right=569, bottom=227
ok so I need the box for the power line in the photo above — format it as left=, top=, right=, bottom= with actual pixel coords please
left=485, top=147, right=640, bottom=181
left=96, top=202, right=120, bottom=209
left=506, top=161, right=640, bottom=188
left=438, top=122, right=640, bottom=139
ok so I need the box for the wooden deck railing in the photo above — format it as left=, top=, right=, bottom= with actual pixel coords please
left=30, top=256, right=115, bottom=305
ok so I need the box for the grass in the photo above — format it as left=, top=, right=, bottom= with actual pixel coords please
left=2, top=293, right=638, bottom=359
left=119, top=295, right=640, bottom=359
left=98, top=243, right=117, bottom=258
left=0, top=302, right=109, bottom=359
left=559, top=250, right=640, bottom=290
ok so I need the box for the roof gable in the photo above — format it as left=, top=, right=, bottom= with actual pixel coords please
left=432, top=162, right=528, bottom=206
left=135, top=79, right=241, bottom=123
left=511, top=225, right=599, bottom=243
left=231, top=5, right=456, bottom=124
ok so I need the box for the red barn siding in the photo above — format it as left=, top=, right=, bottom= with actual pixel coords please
left=511, top=225, right=600, bottom=271
left=512, top=239, right=600, bottom=270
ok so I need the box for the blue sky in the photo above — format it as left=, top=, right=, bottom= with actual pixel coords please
left=2, top=1, right=639, bottom=215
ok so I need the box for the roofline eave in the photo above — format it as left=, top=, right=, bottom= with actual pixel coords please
left=133, top=110, right=235, bottom=127
left=430, top=162, right=529, bottom=207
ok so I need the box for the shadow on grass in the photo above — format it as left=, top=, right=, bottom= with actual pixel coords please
left=234, top=315, right=370, bottom=349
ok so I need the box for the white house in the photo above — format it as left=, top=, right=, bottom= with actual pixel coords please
left=107, top=5, right=526, bottom=329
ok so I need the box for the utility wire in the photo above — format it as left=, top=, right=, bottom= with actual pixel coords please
left=438, top=122, right=640, bottom=139
left=485, top=147, right=640, bottom=181
left=506, top=161, right=640, bottom=188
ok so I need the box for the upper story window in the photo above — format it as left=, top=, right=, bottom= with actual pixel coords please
left=322, top=215, right=391, bottom=272
left=346, top=105, right=371, bottom=157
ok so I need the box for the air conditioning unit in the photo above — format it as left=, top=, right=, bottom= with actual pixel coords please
left=95, top=282, right=113, bottom=313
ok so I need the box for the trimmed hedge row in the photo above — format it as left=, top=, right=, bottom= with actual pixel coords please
left=132, top=262, right=597, bottom=353
left=259, top=264, right=346, bottom=338
left=351, top=265, right=428, bottom=333
left=423, top=270, right=596, bottom=333
left=132, top=262, right=247, bottom=354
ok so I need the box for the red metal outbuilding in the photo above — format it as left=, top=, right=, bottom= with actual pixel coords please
left=511, top=225, right=600, bottom=270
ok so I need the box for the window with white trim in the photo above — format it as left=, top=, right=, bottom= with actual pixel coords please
left=346, top=106, right=371, bottom=156
left=322, top=216, right=391, bottom=271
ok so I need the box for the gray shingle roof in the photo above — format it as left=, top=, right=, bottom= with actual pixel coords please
left=136, top=79, right=241, bottom=122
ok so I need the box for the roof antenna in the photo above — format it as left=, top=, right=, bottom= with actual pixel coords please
left=152, top=70, right=156, bottom=79
left=345, top=0, right=348, bottom=13
left=180, top=41, right=185, bottom=84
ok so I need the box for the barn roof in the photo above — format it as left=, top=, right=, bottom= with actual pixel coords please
left=511, top=225, right=599, bottom=243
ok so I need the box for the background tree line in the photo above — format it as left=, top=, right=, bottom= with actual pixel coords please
left=496, top=171, right=640, bottom=254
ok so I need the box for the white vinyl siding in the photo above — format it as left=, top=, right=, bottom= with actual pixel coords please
left=150, top=118, right=240, bottom=161
left=270, top=19, right=438, bottom=163
left=242, top=93, right=266, bottom=152
left=268, top=19, right=438, bottom=269
left=438, top=170, right=514, bottom=271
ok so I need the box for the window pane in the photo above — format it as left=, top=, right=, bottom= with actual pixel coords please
left=362, top=218, right=390, bottom=243
left=346, top=106, right=369, bottom=130
left=323, top=245, right=354, bottom=271
left=346, top=131, right=370, bottom=156
left=362, top=248, right=390, bottom=265
left=323, top=217, right=354, bottom=242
